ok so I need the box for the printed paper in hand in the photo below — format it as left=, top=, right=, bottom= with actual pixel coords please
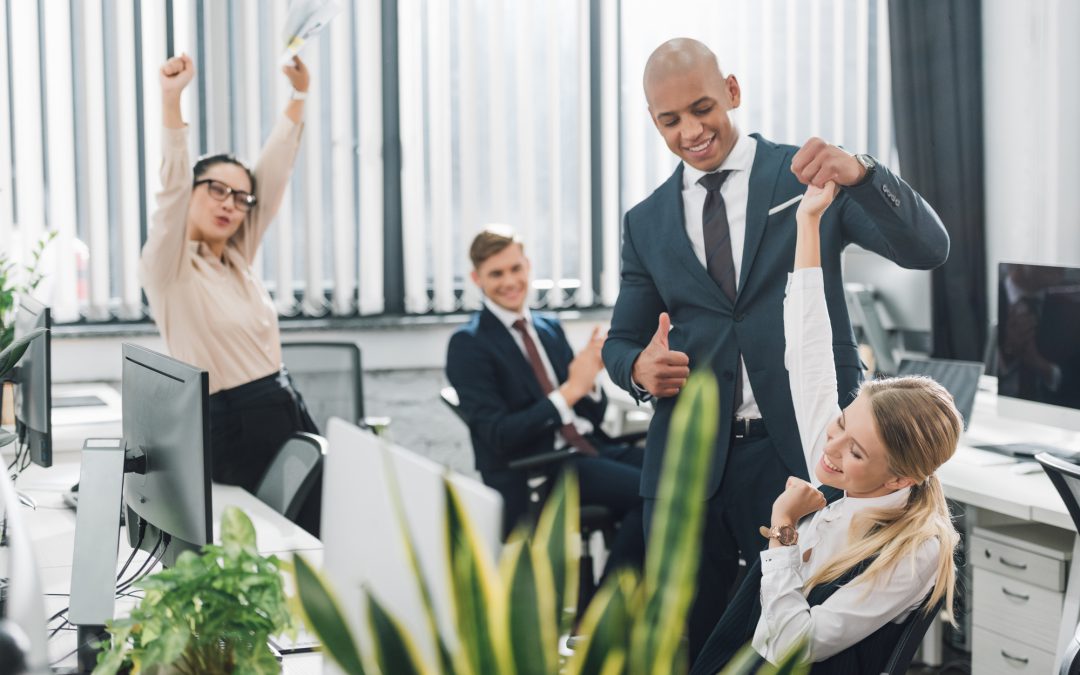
left=281, top=0, right=341, bottom=66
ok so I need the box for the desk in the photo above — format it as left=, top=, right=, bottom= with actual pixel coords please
left=939, top=384, right=1080, bottom=668
left=7, top=460, right=323, bottom=672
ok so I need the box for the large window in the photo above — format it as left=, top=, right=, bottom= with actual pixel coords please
left=0, top=0, right=893, bottom=324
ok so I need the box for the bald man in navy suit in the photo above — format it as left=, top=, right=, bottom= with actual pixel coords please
left=603, top=39, right=950, bottom=661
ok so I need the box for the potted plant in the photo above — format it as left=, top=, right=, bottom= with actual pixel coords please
left=93, top=507, right=295, bottom=675
left=292, top=371, right=808, bottom=674
left=0, top=327, right=47, bottom=450
left=0, top=231, right=55, bottom=426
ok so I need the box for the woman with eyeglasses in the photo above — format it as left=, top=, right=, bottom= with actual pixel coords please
left=140, top=53, right=322, bottom=536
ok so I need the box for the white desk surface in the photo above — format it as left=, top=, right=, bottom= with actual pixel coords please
left=941, top=386, right=1077, bottom=531
left=7, top=459, right=322, bottom=671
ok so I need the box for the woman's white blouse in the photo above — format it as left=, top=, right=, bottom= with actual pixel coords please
left=750, top=267, right=939, bottom=664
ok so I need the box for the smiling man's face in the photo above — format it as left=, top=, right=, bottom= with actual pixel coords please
left=645, top=56, right=741, bottom=172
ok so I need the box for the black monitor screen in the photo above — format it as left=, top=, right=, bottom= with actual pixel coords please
left=14, top=295, right=51, bottom=467
left=997, top=262, right=1080, bottom=410
left=121, top=343, right=212, bottom=566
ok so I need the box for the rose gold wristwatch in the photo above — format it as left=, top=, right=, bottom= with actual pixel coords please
left=759, top=523, right=798, bottom=546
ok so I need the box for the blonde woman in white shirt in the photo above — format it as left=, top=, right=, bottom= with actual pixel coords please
left=690, top=183, right=962, bottom=674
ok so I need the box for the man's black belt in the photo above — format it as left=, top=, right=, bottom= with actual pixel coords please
left=732, top=417, right=767, bottom=440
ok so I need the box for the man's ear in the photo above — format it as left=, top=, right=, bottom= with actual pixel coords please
left=726, top=74, right=741, bottom=109
left=470, top=269, right=480, bottom=286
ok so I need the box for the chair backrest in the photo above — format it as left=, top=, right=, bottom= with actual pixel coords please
left=281, top=341, right=363, bottom=432
left=255, top=432, right=327, bottom=521
left=1035, top=453, right=1080, bottom=675
left=881, top=596, right=944, bottom=675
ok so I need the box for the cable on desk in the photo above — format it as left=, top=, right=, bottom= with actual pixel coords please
left=115, top=519, right=147, bottom=582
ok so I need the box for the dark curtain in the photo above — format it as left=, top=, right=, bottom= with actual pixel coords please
left=889, top=0, right=987, bottom=361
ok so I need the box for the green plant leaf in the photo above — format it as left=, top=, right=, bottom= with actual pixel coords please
left=629, top=371, right=719, bottom=674
left=597, top=648, right=627, bottom=675
left=499, top=532, right=557, bottom=675
left=293, top=554, right=367, bottom=674
left=220, top=505, right=258, bottom=554
left=0, top=327, right=46, bottom=379
left=383, top=449, right=457, bottom=675
left=564, top=570, right=637, bottom=675
left=717, top=643, right=765, bottom=675
left=755, top=638, right=810, bottom=675
left=367, top=591, right=429, bottom=675
left=446, top=480, right=510, bottom=675
left=531, top=470, right=580, bottom=636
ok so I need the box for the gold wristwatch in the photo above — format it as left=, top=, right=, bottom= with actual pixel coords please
left=759, top=523, right=798, bottom=546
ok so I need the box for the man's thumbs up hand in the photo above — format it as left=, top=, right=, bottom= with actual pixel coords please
left=631, top=312, right=690, bottom=398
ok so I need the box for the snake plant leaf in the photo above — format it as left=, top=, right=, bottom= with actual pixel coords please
left=597, top=648, right=627, bottom=675
left=563, top=570, right=637, bottom=675
left=531, top=469, right=580, bottom=636
left=0, top=327, right=45, bottom=379
left=629, top=371, right=719, bottom=674
left=500, top=532, right=557, bottom=675
left=367, top=591, right=429, bottom=675
left=293, top=554, right=366, bottom=675
left=753, top=639, right=809, bottom=675
left=446, top=480, right=511, bottom=675
left=382, top=453, right=457, bottom=675
left=717, top=643, right=766, bottom=675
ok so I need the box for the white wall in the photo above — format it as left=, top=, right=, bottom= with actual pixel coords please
left=983, top=0, right=1080, bottom=320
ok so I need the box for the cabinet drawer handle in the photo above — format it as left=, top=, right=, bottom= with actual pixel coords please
left=1001, top=649, right=1029, bottom=665
left=999, top=556, right=1028, bottom=570
left=1001, top=587, right=1030, bottom=602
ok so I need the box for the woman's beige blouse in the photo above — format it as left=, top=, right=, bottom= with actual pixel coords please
left=139, top=116, right=303, bottom=394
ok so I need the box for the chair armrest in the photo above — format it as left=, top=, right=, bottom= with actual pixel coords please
left=508, top=448, right=580, bottom=472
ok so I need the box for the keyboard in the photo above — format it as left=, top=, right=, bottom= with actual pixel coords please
left=973, top=442, right=1080, bottom=463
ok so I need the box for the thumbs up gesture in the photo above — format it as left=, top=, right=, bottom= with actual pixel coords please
left=631, top=313, right=690, bottom=398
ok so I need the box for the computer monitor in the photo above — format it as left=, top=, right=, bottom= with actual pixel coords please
left=120, top=343, right=212, bottom=567
left=995, top=262, right=1080, bottom=432
left=321, top=417, right=502, bottom=672
left=13, top=295, right=51, bottom=467
left=842, top=244, right=932, bottom=333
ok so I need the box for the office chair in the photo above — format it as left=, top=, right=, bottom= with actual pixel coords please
left=1035, top=452, right=1080, bottom=674
left=880, top=596, right=945, bottom=675
left=440, top=386, right=644, bottom=613
left=255, top=432, right=327, bottom=522
left=281, top=341, right=364, bottom=432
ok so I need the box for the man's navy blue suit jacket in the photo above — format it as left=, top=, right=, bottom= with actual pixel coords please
left=446, top=308, right=606, bottom=473
left=602, top=134, right=950, bottom=499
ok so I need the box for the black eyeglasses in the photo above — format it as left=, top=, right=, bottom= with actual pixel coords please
left=194, top=178, right=257, bottom=212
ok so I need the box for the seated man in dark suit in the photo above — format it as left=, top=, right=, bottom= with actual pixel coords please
left=446, top=226, right=644, bottom=574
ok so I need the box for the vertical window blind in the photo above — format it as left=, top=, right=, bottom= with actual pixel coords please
left=0, top=0, right=890, bottom=323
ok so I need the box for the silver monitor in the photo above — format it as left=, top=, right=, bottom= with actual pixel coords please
left=321, top=417, right=502, bottom=673
left=995, top=262, right=1080, bottom=433
left=121, top=344, right=212, bottom=567
left=13, top=295, right=51, bottom=468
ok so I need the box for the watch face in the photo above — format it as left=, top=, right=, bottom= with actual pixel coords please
left=777, top=524, right=798, bottom=546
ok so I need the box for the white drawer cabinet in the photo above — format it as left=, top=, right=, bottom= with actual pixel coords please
left=972, top=627, right=1055, bottom=674
left=970, top=524, right=1072, bottom=675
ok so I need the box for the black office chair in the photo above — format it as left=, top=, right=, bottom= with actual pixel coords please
left=281, top=341, right=365, bottom=431
left=255, top=432, right=327, bottom=522
left=440, top=386, right=639, bottom=613
left=1035, top=452, right=1080, bottom=674
left=880, top=596, right=945, bottom=675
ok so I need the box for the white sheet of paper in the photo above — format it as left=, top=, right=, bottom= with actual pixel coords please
left=280, top=0, right=341, bottom=66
